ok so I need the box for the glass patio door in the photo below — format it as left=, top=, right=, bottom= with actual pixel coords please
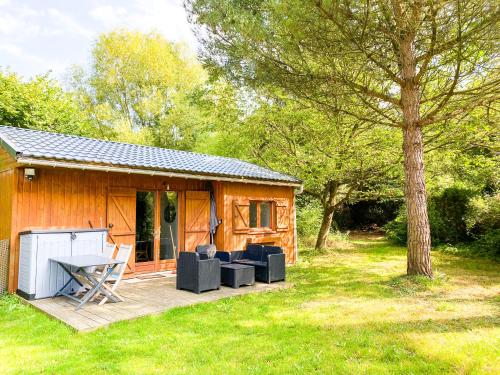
left=135, top=191, right=155, bottom=264
left=159, top=192, right=178, bottom=261
left=135, top=190, right=178, bottom=272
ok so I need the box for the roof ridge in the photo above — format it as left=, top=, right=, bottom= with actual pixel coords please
left=0, top=125, right=256, bottom=164
left=0, top=124, right=301, bottom=184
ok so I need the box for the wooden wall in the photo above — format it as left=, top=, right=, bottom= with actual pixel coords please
left=220, top=182, right=296, bottom=263
left=6, top=164, right=297, bottom=292
left=0, top=148, right=16, bottom=294
left=0, top=148, right=15, bottom=242
left=8, top=166, right=206, bottom=292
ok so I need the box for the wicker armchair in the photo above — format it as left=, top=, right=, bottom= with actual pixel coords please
left=176, top=252, right=221, bottom=294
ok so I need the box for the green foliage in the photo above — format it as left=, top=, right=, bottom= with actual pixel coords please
left=465, top=193, right=500, bottom=235
left=432, top=188, right=476, bottom=243
left=463, top=193, right=500, bottom=258
left=385, top=187, right=475, bottom=245
left=386, top=189, right=499, bottom=259
left=424, top=128, right=499, bottom=194
left=436, top=231, right=500, bottom=259
left=384, top=209, right=409, bottom=245
left=470, top=230, right=500, bottom=258
left=204, top=91, right=403, bottom=245
left=0, top=70, right=93, bottom=135
left=69, top=30, right=208, bottom=150
left=296, top=199, right=323, bottom=238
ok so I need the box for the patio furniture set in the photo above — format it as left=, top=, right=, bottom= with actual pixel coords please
left=176, top=244, right=286, bottom=294
left=49, top=243, right=285, bottom=309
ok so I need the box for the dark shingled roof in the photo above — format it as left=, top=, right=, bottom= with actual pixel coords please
left=0, top=126, right=301, bottom=185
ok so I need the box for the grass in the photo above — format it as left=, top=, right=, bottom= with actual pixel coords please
left=1, top=234, right=499, bottom=374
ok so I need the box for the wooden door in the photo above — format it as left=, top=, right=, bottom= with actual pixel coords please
left=184, top=191, right=210, bottom=251
left=107, top=187, right=136, bottom=273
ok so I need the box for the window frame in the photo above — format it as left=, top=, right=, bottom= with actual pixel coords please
left=248, top=200, right=275, bottom=233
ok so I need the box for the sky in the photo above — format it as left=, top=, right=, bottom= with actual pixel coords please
left=0, top=0, right=198, bottom=80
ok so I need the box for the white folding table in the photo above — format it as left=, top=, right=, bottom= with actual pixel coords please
left=50, top=255, right=124, bottom=310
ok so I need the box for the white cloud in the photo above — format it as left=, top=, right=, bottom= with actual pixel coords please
left=47, top=8, right=94, bottom=39
left=89, top=5, right=128, bottom=25
left=89, top=0, right=198, bottom=48
left=0, top=42, right=66, bottom=74
left=0, top=6, right=41, bottom=37
left=0, top=0, right=198, bottom=79
left=0, top=43, right=23, bottom=56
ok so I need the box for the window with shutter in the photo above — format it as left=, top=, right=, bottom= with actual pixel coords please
left=275, top=199, right=289, bottom=231
left=233, top=200, right=250, bottom=233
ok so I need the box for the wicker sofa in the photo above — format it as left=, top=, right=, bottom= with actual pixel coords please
left=215, top=244, right=286, bottom=283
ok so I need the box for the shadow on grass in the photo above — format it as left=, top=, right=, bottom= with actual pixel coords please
left=1, top=235, right=499, bottom=374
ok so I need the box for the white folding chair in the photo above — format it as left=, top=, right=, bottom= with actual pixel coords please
left=103, top=242, right=117, bottom=258
left=91, top=242, right=117, bottom=274
left=97, top=244, right=133, bottom=306
left=78, top=243, right=118, bottom=296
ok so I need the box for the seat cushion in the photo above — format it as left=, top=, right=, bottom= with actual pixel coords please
left=245, top=244, right=264, bottom=261
left=233, top=259, right=267, bottom=268
left=196, top=244, right=217, bottom=259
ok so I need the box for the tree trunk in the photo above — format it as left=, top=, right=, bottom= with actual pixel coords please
left=400, top=30, right=433, bottom=277
left=315, top=206, right=335, bottom=250
left=402, top=125, right=432, bottom=276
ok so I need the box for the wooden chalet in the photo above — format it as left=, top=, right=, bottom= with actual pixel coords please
left=0, top=126, right=301, bottom=293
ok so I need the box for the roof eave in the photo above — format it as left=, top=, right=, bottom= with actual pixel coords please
left=0, top=135, right=19, bottom=158
left=16, top=156, right=303, bottom=188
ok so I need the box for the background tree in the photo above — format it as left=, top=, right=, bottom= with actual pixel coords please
left=203, top=92, right=402, bottom=249
left=69, top=30, right=208, bottom=150
left=0, top=70, right=92, bottom=135
left=186, top=0, right=500, bottom=276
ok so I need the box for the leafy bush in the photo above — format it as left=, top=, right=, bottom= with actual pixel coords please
left=385, top=188, right=499, bottom=259
left=385, top=187, right=475, bottom=245
left=431, top=187, right=475, bottom=243
left=465, top=193, right=500, bottom=235
left=296, top=200, right=323, bottom=238
left=469, top=229, right=500, bottom=258
left=384, top=207, right=408, bottom=244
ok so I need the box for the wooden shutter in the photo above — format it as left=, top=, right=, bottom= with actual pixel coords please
left=107, top=188, right=136, bottom=273
left=233, top=199, right=250, bottom=233
left=275, top=199, right=289, bottom=232
left=185, top=191, right=210, bottom=251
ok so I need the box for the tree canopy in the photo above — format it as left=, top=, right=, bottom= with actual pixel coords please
left=186, top=0, right=500, bottom=276
left=69, top=30, right=208, bottom=150
left=0, top=70, right=93, bottom=135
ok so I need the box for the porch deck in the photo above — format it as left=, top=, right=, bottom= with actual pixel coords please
left=27, top=273, right=286, bottom=332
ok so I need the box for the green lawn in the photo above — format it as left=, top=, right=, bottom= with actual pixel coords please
left=1, top=235, right=499, bottom=374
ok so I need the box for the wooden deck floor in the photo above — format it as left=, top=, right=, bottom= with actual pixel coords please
left=28, top=274, right=286, bottom=332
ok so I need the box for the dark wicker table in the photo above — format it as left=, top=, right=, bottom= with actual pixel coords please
left=220, top=263, right=255, bottom=288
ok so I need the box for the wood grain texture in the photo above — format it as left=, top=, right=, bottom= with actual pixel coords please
left=6, top=165, right=297, bottom=292
left=8, top=167, right=206, bottom=291
left=107, top=188, right=136, bottom=273
left=28, top=276, right=286, bottom=331
left=0, top=148, right=16, bottom=291
left=221, top=182, right=296, bottom=263
left=184, top=191, right=210, bottom=251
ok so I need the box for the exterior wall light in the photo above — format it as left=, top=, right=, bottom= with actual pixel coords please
left=24, top=168, right=36, bottom=181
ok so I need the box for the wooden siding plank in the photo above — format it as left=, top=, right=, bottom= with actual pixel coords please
left=7, top=167, right=296, bottom=291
